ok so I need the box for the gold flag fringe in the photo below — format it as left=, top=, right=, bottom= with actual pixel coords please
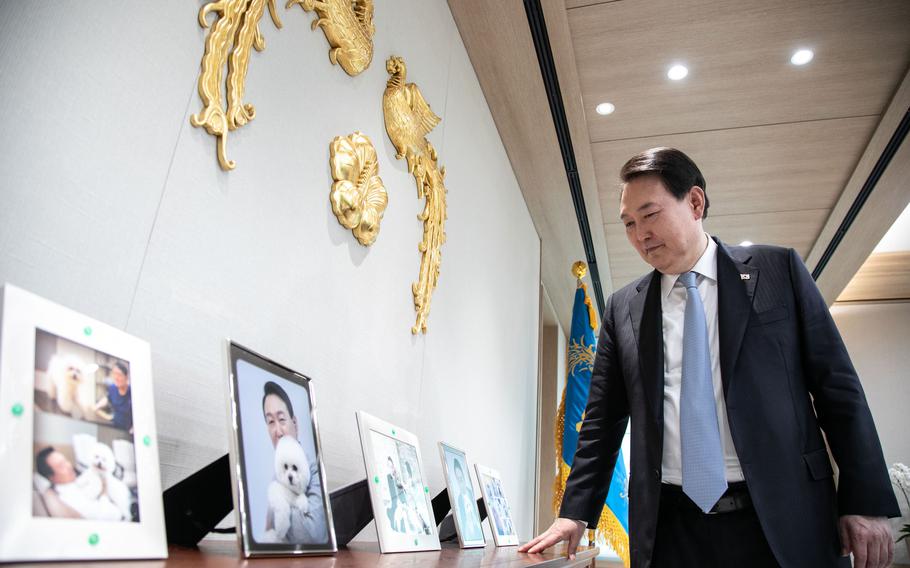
left=553, top=387, right=568, bottom=513
left=578, top=281, right=598, bottom=330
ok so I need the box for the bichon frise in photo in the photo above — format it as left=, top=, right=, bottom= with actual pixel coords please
left=91, top=442, right=133, bottom=521
left=263, top=436, right=311, bottom=542
left=47, top=354, right=95, bottom=420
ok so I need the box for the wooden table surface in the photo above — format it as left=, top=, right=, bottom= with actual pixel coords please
left=6, top=541, right=600, bottom=567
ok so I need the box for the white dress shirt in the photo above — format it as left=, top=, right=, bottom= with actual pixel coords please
left=659, top=235, right=744, bottom=484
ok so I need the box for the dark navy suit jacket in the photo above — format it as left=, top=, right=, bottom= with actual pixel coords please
left=559, top=238, right=899, bottom=568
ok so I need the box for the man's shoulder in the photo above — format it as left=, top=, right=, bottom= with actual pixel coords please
left=722, top=240, right=793, bottom=266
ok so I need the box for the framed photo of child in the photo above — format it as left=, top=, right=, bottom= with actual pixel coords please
left=438, top=442, right=486, bottom=548
left=0, top=284, right=167, bottom=562
left=225, top=340, right=336, bottom=557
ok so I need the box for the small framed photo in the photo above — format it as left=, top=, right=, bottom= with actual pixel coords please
left=225, top=341, right=336, bottom=557
left=355, top=411, right=441, bottom=553
left=438, top=442, right=485, bottom=548
left=474, top=464, right=518, bottom=547
left=0, top=284, right=166, bottom=562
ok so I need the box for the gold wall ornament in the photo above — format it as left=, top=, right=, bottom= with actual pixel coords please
left=382, top=56, right=448, bottom=334
left=286, top=0, right=375, bottom=76
left=191, top=0, right=283, bottom=171
left=329, top=132, right=387, bottom=246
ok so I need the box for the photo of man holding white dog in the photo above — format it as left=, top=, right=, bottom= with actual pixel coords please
left=233, top=357, right=330, bottom=547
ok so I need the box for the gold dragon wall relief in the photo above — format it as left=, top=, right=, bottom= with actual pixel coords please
left=191, top=0, right=283, bottom=171
left=382, top=56, right=448, bottom=335
left=287, top=0, right=375, bottom=76
left=329, top=132, right=387, bottom=246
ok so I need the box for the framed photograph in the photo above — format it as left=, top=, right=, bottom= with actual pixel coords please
left=225, top=341, right=336, bottom=557
left=474, top=464, right=518, bottom=547
left=0, top=284, right=166, bottom=562
left=438, top=442, right=485, bottom=548
left=355, top=411, right=440, bottom=553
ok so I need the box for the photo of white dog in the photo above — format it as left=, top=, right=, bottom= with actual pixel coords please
left=90, top=442, right=133, bottom=521
left=46, top=354, right=95, bottom=420
left=263, top=436, right=311, bottom=542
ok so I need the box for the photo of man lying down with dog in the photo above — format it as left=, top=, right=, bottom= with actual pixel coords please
left=32, top=329, right=139, bottom=522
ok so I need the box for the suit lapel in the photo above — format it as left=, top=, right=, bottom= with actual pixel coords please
left=630, top=271, right=664, bottom=423
left=716, top=238, right=758, bottom=396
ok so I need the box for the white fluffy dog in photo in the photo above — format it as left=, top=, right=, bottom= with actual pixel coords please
left=91, top=442, right=133, bottom=521
left=47, top=354, right=95, bottom=420
left=264, top=436, right=311, bottom=542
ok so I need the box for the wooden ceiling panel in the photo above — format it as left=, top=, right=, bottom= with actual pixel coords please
left=448, top=0, right=605, bottom=334
left=837, top=252, right=910, bottom=302
left=604, top=208, right=830, bottom=290
left=568, top=0, right=910, bottom=142
left=591, top=116, right=879, bottom=222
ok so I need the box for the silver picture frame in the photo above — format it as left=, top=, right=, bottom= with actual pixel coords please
left=438, top=442, right=486, bottom=548
left=225, top=340, right=337, bottom=557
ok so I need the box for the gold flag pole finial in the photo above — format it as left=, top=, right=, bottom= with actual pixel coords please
left=572, top=261, right=587, bottom=280
left=572, top=260, right=598, bottom=330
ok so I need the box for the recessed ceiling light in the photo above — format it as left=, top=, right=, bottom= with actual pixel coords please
left=739, top=240, right=754, bottom=247
left=667, top=64, right=688, bottom=81
left=790, top=49, right=814, bottom=65
left=595, top=102, right=615, bottom=116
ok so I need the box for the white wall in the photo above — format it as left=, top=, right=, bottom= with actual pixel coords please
left=831, top=301, right=910, bottom=563
left=0, top=1, right=540, bottom=542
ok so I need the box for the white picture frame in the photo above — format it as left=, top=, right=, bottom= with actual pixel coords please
left=225, top=340, right=337, bottom=557
left=438, top=442, right=486, bottom=548
left=355, top=411, right=441, bottom=553
left=474, top=463, right=518, bottom=547
left=0, top=284, right=167, bottom=562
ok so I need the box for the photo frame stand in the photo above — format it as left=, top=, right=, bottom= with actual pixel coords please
left=432, top=489, right=487, bottom=542
left=163, top=454, right=233, bottom=548
left=162, top=455, right=376, bottom=549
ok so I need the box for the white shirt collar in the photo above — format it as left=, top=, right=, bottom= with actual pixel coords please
left=660, top=234, right=717, bottom=298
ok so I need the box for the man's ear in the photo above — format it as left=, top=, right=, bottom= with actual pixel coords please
left=689, top=186, right=706, bottom=220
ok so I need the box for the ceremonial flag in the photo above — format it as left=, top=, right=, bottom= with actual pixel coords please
left=554, top=262, right=629, bottom=566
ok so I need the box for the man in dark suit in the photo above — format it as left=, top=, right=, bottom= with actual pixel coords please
left=520, top=148, right=899, bottom=567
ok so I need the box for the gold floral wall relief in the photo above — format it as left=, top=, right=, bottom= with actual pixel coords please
left=329, top=132, right=387, bottom=246
left=191, top=0, right=283, bottom=170
left=287, top=0, right=375, bottom=76
left=382, top=56, right=448, bottom=334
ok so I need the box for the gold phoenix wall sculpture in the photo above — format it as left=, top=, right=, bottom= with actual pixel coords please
left=287, top=0, right=375, bottom=76
left=382, top=56, right=448, bottom=334
left=191, top=0, right=283, bottom=170
left=329, top=132, right=387, bottom=246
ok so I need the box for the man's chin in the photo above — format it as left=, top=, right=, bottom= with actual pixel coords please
left=640, top=253, right=667, bottom=272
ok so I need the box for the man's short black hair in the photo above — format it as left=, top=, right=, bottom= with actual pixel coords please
left=620, top=147, right=710, bottom=219
left=36, top=446, right=56, bottom=481
left=262, top=380, right=294, bottom=418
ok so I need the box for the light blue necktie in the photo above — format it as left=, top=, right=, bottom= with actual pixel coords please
left=679, top=271, right=727, bottom=513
